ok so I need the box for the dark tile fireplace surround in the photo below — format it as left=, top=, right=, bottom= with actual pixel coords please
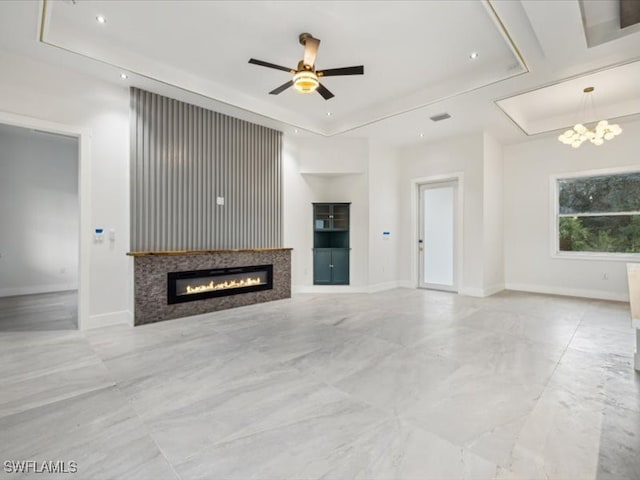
left=128, top=248, right=292, bottom=326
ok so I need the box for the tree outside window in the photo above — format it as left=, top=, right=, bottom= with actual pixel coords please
left=557, top=172, right=640, bottom=254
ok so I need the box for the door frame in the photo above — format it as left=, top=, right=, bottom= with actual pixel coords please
left=410, top=173, right=464, bottom=292
left=0, top=111, right=91, bottom=330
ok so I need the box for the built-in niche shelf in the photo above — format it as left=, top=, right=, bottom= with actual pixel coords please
left=313, top=203, right=350, bottom=285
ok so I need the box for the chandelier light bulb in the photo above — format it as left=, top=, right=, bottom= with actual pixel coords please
left=558, top=87, right=622, bottom=148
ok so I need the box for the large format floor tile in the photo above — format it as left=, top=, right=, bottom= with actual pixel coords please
left=1, top=288, right=639, bottom=479
left=0, top=291, right=77, bottom=331
left=0, top=387, right=177, bottom=480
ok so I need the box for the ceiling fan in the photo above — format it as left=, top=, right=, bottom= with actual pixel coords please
left=248, top=33, right=364, bottom=100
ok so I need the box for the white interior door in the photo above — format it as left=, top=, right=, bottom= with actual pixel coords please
left=418, top=181, right=457, bottom=292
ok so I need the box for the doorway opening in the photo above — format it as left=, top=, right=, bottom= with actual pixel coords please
left=418, top=180, right=459, bottom=292
left=0, top=123, right=80, bottom=330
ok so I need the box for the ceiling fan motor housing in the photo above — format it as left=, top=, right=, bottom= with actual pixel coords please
left=297, top=60, right=314, bottom=72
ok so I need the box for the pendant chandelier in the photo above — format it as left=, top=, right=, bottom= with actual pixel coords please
left=557, top=86, right=622, bottom=148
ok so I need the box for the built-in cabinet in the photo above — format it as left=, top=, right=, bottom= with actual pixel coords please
left=313, top=203, right=350, bottom=285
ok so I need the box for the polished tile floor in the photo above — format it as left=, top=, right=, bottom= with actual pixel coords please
left=0, top=289, right=638, bottom=479
left=0, top=290, right=76, bottom=332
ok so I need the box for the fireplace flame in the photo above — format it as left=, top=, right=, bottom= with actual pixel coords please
left=185, top=277, right=263, bottom=294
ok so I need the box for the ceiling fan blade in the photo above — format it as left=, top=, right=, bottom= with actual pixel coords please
left=303, top=36, right=320, bottom=67
left=317, top=66, right=364, bottom=77
left=249, top=58, right=295, bottom=73
left=317, top=83, right=335, bottom=100
left=269, top=80, right=294, bottom=95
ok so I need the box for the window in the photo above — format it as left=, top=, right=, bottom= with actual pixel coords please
left=555, top=171, right=640, bottom=256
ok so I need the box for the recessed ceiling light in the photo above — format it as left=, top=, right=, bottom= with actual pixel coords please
left=294, top=129, right=299, bottom=134
left=120, top=73, right=128, bottom=80
left=419, top=133, right=424, bottom=138
left=469, top=52, right=479, bottom=60
left=326, top=112, right=332, bottom=117
left=96, top=15, right=106, bottom=24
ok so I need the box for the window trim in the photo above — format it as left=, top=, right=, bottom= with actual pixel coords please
left=550, top=166, right=640, bottom=262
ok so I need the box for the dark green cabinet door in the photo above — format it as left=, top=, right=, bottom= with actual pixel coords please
left=331, top=249, right=350, bottom=284
left=313, top=203, right=350, bottom=231
left=331, top=204, right=349, bottom=230
left=314, top=204, right=332, bottom=230
left=313, top=249, right=333, bottom=284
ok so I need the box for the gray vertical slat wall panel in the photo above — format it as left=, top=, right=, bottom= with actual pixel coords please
left=130, top=88, right=283, bottom=251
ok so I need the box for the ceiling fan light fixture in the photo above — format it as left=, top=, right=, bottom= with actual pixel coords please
left=293, top=70, right=319, bottom=94
left=249, top=33, right=363, bottom=100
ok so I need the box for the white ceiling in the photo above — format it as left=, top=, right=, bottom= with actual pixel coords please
left=579, top=0, right=640, bottom=46
left=497, top=60, right=640, bottom=135
left=0, top=0, right=639, bottom=147
left=42, top=0, right=526, bottom=136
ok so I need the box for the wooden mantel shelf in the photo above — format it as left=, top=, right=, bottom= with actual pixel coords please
left=127, top=248, right=293, bottom=257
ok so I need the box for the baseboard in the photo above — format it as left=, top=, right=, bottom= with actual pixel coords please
left=291, top=282, right=503, bottom=296
left=483, top=284, right=505, bottom=296
left=84, top=310, right=133, bottom=330
left=505, top=282, right=629, bottom=302
left=458, top=287, right=485, bottom=297
left=367, top=281, right=402, bottom=293
left=457, top=284, right=504, bottom=297
left=293, top=281, right=413, bottom=294
left=0, top=284, right=78, bottom=298
left=292, top=285, right=370, bottom=294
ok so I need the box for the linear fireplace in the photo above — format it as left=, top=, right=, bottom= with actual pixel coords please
left=129, top=249, right=291, bottom=325
left=167, top=264, right=273, bottom=304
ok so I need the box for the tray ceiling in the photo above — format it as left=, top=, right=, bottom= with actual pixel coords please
left=496, top=60, right=640, bottom=136
left=41, top=0, right=527, bottom=136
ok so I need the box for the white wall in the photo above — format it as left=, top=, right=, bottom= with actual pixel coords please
left=0, top=50, right=131, bottom=326
left=0, top=125, right=79, bottom=297
left=483, top=132, right=505, bottom=293
left=368, top=143, right=401, bottom=289
left=399, top=133, right=486, bottom=294
left=283, top=135, right=370, bottom=290
left=504, top=119, right=640, bottom=301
